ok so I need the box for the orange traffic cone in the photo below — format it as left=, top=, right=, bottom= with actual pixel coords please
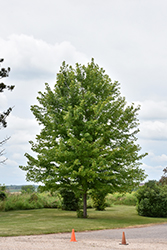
left=70, top=229, right=77, bottom=242
left=119, top=231, right=128, bottom=245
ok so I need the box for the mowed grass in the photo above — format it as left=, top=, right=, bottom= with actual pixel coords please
left=0, top=205, right=167, bottom=236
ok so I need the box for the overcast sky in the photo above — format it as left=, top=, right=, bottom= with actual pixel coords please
left=0, top=0, right=167, bottom=185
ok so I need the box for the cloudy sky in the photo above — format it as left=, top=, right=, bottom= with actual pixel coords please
left=0, top=0, right=167, bottom=185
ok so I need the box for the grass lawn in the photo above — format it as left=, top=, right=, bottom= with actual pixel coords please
left=0, top=205, right=167, bottom=236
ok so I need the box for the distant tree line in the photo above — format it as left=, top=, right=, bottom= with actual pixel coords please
left=2, top=185, right=38, bottom=192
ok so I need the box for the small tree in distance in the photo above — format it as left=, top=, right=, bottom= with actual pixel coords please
left=159, top=167, right=167, bottom=186
left=21, top=185, right=35, bottom=193
left=20, top=59, right=147, bottom=218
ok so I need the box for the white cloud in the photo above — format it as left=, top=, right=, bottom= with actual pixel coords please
left=3, top=115, right=40, bottom=155
left=153, top=154, right=167, bottom=163
left=146, top=151, right=167, bottom=163
left=0, top=158, right=29, bottom=185
left=139, top=120, right=167, bottom=140
left=12, top=153, right=23, bottom=160
left=0, top=34, right=89, bottom=122
left=7, top=114, right=39, bottom=132
left=0, top=34, right=88, bottom=81
left=0, top=93, right=8, bottom=110
left=141, top=163, right=164, bottom=181
left=136, top=100, right=167, bottom=120
left=132, top=100, right=167, bottom=141
left=0, top=114, right=39, bottom=168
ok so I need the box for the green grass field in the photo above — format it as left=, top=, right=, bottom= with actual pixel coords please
left=0, top=205, right=167, bottom=236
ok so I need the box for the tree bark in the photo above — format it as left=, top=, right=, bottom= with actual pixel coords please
left=83, top=192, right=87, bottom=218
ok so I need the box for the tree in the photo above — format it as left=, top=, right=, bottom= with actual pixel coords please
left=159, top=167, right=167, bottom=186
left=20, top=59, right=147, bottom=218
left=21, top=185, right=35, bottom=193
left=0, top=58, right=15, bottom=163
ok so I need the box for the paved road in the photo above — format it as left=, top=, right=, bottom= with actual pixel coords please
left=75, top=223, right=167, bottom=240
left=0, top=224, right=167, bottom=250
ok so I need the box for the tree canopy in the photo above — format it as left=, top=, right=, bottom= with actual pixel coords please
left=0, top=58, right=15, bottom=163
left=20, top=59, right=147, bottom=217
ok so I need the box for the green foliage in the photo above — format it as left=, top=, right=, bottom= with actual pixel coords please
left=77, top=209, right=84, bottom=218
left=29, top=192, right=38, bottom=202
left=20, top=59, right=147, bottom=218
left=0, top=184, right=7, bottom=202
left=91, top=189, right=107, bottom=210
left=136, top=180, right=167, bottom=217
left=21, top=185, right=35, bottom=193
left=0, top=191, right=6, bottom=201
left=3, top=193, right=43, bottom=211
left=87, top=196, right=94, bottom=208
left=0, top=184, right=6, bottom=191
left=0, top=192, right=61, bottom=211
left=106, top=192, right=137, bottom=206
left=37, top=185, right=44, bottom=193
left=39, top=192, right=61, bottom=208
left=60, top=188, right=79, bottom=211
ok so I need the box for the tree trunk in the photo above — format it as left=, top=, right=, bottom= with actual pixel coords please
left=83, top=192, right=87, bottom=218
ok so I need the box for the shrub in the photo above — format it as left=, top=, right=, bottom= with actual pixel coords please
left=29, top=193, right=39, bottom=202
left=106, top=192, right=137, bottom=206
left=0, top=201, right=5, bottom=211
left=0, top=192, right=62, bottom=211
left=39, top=192, right=61, bottom=208
left=123, top=193, right=137, bottom=206
left=0, top=191, right=7, bottom=201
left=136, top=180, right=167, bottom=217
left=77, top=209, right=84, bottom=218
left=91, top=190, right=107, bottom=211
left=0, top=184, right=6, bottom=191
left=60, top=188, right=79, bottom=211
